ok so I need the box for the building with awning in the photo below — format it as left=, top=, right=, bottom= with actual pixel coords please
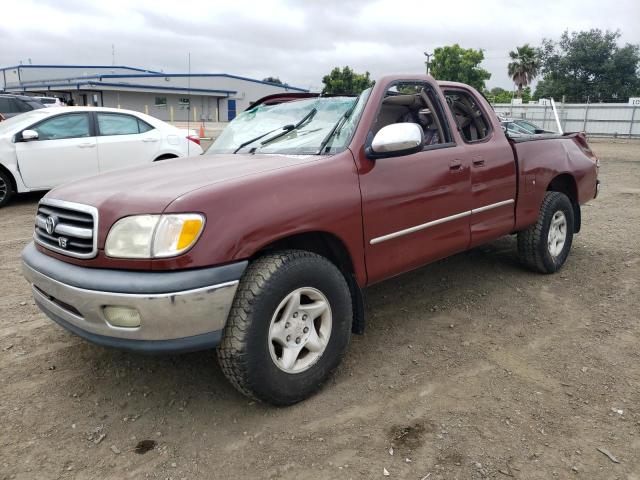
left=0, top=64, right=307, bottom=122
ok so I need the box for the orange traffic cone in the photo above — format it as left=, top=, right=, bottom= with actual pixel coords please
left=199, top=123, right=205, bottom=139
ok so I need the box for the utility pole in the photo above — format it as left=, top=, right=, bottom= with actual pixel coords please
left=424, top=51, right=433, bottom=75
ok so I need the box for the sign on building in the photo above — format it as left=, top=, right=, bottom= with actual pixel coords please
left=629, top=98, right=640, bottom=106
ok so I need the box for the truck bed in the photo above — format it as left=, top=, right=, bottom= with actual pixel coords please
left=509, top=132, right=598, bottom=231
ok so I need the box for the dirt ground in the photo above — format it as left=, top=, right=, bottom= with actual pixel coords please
left=1, top=139, right=638, bottom=480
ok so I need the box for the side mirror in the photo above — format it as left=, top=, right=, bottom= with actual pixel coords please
left=21, top=130, right=39, bottom=141
left=366, top=123, right=424, bottom=159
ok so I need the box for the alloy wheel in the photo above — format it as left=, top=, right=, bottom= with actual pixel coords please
left=268, top=287, right=332, bottom=373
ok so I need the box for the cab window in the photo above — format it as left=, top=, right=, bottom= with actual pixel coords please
left=444, top=90, right=491, bottom=142
left=33, top=113, right=90, bottom=140
left=371, top=82, right=452, bottom=148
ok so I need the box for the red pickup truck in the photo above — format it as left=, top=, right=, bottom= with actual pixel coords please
left=22, top=75, right=599, bottom=405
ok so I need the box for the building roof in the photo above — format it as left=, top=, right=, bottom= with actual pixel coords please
left=1, top=64, right=308, bottom=93
left=0, top=64, right=159, bottom=73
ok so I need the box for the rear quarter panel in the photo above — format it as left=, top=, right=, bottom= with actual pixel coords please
left=512, top=136, right=598, bottom=231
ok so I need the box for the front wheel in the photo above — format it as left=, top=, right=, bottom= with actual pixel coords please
left=0, top=170, right=14, bottom=207
left=517, top=191, right=575, bottom=273
left=217, top=250, right=353, bottom=405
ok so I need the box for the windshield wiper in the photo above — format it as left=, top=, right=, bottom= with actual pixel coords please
left=233, top=107, right=318, bottom=154
left=316, top=102, right=357, bottom=155
left=255, top=107, right=318, bottom=151
left=233, top=124, right=295, bottom=154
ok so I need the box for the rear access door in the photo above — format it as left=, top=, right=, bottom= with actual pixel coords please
left=442, top=87, right=516, bottom=247
left=95, top=112, right=162, bottom=173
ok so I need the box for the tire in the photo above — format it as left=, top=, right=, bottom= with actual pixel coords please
left=0, top=170, right=14, bottom=208
left=154, top=155, right=177, bottom=162
left=217, top=250, right=353, bottom=405
left=517, top=191, right=575, bottom=273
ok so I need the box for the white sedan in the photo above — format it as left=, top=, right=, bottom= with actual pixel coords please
left=0, top=107, right=203, bottom=206
left=31, top=96, right=66, bottom=107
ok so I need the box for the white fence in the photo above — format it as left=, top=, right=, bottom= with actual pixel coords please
left=492, top=103, right=640, bottom=138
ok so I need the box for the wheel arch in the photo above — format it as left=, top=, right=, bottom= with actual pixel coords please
left=252, top=231, right=365, bottom=334
left=546, top=173, right=580, bottom=233
left=154, top=153, right=179, bottom=161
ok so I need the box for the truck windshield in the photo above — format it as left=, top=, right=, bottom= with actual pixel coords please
left=207, top=89, right=371, bottom=156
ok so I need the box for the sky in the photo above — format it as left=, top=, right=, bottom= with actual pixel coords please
left=2, top=0, right=639, bottom=91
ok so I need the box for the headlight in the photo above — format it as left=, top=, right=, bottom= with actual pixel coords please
left=105, top=213, right=205, bottom=259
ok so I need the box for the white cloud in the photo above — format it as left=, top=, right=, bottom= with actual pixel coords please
left=1, top=0, right=639, bottom=90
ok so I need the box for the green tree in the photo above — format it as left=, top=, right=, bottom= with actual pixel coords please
left=429, top=44, right=491, bottom=91
left=535, top=29, right=640, bottom=102
left=486, top=86, right=531, bottom=104
left=508, top=44, right=541, bottom=98
left=262, top=76, right=284, bottom=85
left=321, top=66, right=374, bottom=95
left=486, top=87, right=512, bottom=103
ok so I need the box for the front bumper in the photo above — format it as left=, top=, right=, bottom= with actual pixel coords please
left=22, top=242, right=247, bottom=354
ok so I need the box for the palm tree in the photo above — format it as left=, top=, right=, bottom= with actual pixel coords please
left=508, top=44, right=540, bottom=98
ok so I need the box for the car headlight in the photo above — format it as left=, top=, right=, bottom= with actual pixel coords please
left=105, top=213, right=205, bottom=259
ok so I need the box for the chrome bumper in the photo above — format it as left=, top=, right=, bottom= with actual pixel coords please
left=22, top=243, right=246, bottom=353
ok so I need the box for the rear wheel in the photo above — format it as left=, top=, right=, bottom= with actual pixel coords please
left=0, top=170, right=14, bottom=207
left=517, top=191, right=574, bottom=273
left=217, top=250, right=352, bottom=405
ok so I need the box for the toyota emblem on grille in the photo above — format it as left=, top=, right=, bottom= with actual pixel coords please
left=45, top=216, right=57, bottom=235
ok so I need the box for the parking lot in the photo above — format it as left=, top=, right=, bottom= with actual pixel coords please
left=0, top=140, right=638, bottom=479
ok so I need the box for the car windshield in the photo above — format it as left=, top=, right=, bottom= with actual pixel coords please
left=0, top=110, right=51, bottom=134
left=207, top=89, right=371, bottom=156
left=514, top=120, right=538, bottom=133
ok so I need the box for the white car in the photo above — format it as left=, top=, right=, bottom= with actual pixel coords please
left=32, top=96, right=66, bottom=108
left=0, top=107, right=203, bottom=206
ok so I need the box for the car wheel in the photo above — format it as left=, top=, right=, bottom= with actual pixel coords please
left=217, top=250, right=352, bottom=405
left=517, top=191, right=575, bottom=273
left=0, top=170, right=14, bottom=207
left=154, top=154, right=177, bottom=162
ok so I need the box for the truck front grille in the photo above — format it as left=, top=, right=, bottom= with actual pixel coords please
left=34, top=199, right=98, bottom=259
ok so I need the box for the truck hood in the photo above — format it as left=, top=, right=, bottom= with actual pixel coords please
left=45, top=153, right=318, bottom=213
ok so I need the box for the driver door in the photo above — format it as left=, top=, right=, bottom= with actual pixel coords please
left=357, top=81, right=472, bottom=283
left=15, top=112, right=98, bottom=189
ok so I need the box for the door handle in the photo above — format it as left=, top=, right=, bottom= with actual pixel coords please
left=449, top=159, right=462, bottom=170
left=78, top=143, right=95, bottom=148
left=142, top=138, right=159, bottom=143
left=472, top=156, right=485, bottom=167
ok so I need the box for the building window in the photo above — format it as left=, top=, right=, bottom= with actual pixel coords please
left=179, top=97, right=190, bottom=105
left=228, top=99, right=237, bottom=121
left=155, top=97, right=167, bottom=107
